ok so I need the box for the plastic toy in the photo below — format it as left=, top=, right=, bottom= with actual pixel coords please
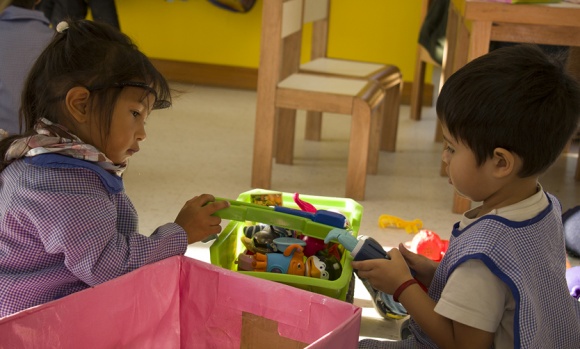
left=243, top=223, right=295, bottom=239
left=306, top=255, right=330, bottom=279
left=250, top=193, right=282, bottom=207
left=300, top=235, right=327, bottom=257
left=240, top=231, right=276, bottom=254
left=325, top=228, right=427, bottom=319
left=294, top=192, right=317, bottom=213
left=309, top=248, right=342, bottom=281
left=409, top=230, right=448, bottom=262
left=253, top=241, right=306, bottom=275
left=212, top=198, right=350, bottom=240
left=241, top=224, right=296, bottom=254
left=324, top=229, right=388, bottom=262
left=236, top=252, right=255, bottom=271
left=275, top=206, right=347, bottom=229
left=378, top=214, right=423, bottom=234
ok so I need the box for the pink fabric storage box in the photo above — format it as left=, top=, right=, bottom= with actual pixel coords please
left=0, top=256, right=361, bottom=349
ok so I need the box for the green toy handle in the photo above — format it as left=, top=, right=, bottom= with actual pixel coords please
left=211, top=198, right=339, bottom=240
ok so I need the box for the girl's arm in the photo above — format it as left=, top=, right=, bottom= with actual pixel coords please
left=31, top=169, right=188, bottom=285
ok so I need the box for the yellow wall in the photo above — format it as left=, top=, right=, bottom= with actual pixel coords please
left=116, top=1, right=426, bottom=82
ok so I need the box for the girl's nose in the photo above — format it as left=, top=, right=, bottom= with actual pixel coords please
left=136, top=123, right=146, bottom=142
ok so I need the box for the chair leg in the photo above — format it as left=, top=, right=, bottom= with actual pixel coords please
left=305, top=111, right=323, bottom=141
left=367, top=102, right=384, bottom=175
left=346, top=99, right=374, bottom=201
left=410, top=53, right=427, bottom=121
left=379, top=83, right=401, bottom=152
left=251, top=100, right=276, bottom=189
left=452, top=192, right=471, bottom=214
left=276, top=108, right=297, bottom=164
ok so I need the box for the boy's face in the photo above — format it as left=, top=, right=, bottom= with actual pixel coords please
left=440, top=126, right=496, bottom=203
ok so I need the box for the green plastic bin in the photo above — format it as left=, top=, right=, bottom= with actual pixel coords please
left=210, top=189, right=362, bottom=301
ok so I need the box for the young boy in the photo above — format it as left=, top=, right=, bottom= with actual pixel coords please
left=354, top=44, right=580, bottom=348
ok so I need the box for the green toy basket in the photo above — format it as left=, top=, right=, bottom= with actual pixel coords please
left=209, top=189, right=362, bottom=301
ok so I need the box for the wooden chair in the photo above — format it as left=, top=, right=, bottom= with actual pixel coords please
left=251, top=0, right=387, bottom=201
left=410, top=0, right=442, bottom=122
left=297, top=0, right=403, bottom=153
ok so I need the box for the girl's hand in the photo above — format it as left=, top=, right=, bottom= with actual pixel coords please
left=399, top=243, right=439, bottom=288
left=174, top=194, right=230, bottom=244
left=352, top=248, right=413, bottom=295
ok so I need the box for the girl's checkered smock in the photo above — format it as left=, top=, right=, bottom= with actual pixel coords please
left=0, top=154, right=188, bottom=317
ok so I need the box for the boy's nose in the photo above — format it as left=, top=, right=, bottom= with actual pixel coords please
left=441, top=150, right=449, bottom=164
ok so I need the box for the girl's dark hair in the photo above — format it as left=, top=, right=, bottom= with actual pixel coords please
left=0, top=19, right=171, bottom=171
left=437, top=44, right=580, bottom=177
left=10, top=0, right=36, bottom=9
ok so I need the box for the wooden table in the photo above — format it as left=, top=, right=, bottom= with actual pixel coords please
left=441, top=0, right=580, bottom=213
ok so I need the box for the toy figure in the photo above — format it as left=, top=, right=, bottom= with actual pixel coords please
left=307, top=249, right=342, bottom=281
left=300, top=235, right=327, bottom=257
left=241, top=224, right=296, bottom=254
left=306, top=255, right=330, bottom=279
left=253, top=242, right=306, bottom=275
left=243, top=223, right=295, bottom=239
left=236, top=252, right=255, bottom=271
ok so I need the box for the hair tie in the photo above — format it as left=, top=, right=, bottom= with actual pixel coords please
left=56, top=21, right=69, bottom=33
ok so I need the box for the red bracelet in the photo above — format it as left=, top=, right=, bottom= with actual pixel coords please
left=393, top=279, right=418, bottom=303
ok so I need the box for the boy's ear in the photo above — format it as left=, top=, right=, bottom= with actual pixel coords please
left=65, top=87, right=91, bottom=123
left=492, top=147, right=517, bottom=178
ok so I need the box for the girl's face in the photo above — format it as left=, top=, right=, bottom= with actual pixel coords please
left=90, top=86, right=153, bottom=165
left=440, top=125, right=495, bottom=203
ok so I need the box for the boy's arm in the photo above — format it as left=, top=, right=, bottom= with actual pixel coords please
left=398, top=286, right=495, bottom=349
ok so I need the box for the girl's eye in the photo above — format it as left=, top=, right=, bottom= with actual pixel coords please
left=445, top=145, right=455, bottom=154
left=131, top=110, right=140, bottom=118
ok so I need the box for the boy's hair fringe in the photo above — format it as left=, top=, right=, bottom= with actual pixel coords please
left=437, top=44, right=580, bottom=177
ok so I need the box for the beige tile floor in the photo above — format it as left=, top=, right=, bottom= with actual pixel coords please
left=123, top=82, right=579, bottom=343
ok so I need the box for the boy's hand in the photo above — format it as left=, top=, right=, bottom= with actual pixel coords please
left=399, top=243, right=438, bottom=288
left=352, top=248, right=413, bottom=295
left=174, top=194, right=230, bottom=244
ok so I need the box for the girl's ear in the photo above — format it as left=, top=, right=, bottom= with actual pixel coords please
left=492, top=147, right=517, bottom=178
left=65, top=87, right=91, bottom=123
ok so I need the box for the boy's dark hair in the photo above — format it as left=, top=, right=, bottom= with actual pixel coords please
left=10, top=0, right=36, bottom=9
left=437, top=44, right=580, bottom=177
left=0, top=19, right=171, bottom=171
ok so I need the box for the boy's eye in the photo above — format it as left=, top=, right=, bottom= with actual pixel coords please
left=131, top=110, right=140, bottom=118
left=445, top=145, right=455, bottom=154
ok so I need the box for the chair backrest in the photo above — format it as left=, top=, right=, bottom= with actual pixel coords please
left=259, top=0, right=331, bottom=84
left=304, top=0, right=330, bottom=60
left=259, top=0, right=302, bottom=85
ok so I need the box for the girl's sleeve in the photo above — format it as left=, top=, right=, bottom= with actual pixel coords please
left=22, top=170, right=188, bottom=286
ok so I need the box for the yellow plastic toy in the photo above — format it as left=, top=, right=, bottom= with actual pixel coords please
left=378, top=215, right=423, bottom=234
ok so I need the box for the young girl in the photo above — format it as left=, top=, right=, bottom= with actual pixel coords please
left=354, top=44, right=580, bottom=348
left=0, top=19, right=229, bottom=318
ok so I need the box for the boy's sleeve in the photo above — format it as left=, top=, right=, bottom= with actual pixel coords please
left=434, top=259, right=514, bottom=333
